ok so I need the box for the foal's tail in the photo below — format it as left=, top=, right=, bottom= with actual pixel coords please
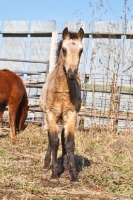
left=16, top=92, right=29, bottom=131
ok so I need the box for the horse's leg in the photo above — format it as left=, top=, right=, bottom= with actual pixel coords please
left=0, top=105, right=6, bottom=132
left=44, top=132, right=51, bottom=169
left=63, top=110, right=78, bottom=182
left=8, top=103, right=19, bottom=143
left=61, top=128, right=69, bottom=171
left=46, top=111, right=59, bottom=179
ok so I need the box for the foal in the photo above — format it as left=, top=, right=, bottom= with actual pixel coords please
left=39, top=27, right=84, bottom=182
left=0, top=69, right=29, bottom=143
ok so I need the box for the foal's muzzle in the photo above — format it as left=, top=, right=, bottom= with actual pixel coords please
left=67, top=68, right=77, bottom=80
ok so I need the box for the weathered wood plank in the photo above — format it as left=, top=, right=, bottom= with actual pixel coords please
left=92, top=21, right=122, bottom=33
left=30, top=20, right=56, bottom=33
left=2, top=20, right=29, bottom=33
left=91, top=21, right=122, bottom=84
left=0, top=20, right=29, bottom=71
left=28, top=21, right=56, bottom=82
left=122, top=22, right=133, bottom=86
left=27, top=21, right=56, bottom=109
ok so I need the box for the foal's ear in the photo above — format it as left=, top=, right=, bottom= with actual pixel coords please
left=63, top=27, right=70, bottom=39
left=78, top=28, right=84, bottom=40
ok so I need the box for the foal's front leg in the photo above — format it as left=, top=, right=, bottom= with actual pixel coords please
left=46, top=111, right=59, bottom=180
left=63, top=110, right=78, bottom=182
left=61, top=128, right=69, bottom=171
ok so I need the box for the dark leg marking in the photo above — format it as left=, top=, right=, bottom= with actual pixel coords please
left=65, top=133, right=78, bottom=182
left=44, top=132, right=51, bottom=169
left=49, top=132, right=59, bottom=179
left=61, top=128, right=69, bottom=171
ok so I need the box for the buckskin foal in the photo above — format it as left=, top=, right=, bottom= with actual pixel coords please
left=39, top=27, right=84, bottom=182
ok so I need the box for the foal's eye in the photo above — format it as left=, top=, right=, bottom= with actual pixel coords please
left=79, top=49, right=83, bottom=56
left=62, top=48, right=67, bottom=56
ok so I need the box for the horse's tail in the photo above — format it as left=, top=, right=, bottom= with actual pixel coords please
left=16, top=91, right=29, bottom=131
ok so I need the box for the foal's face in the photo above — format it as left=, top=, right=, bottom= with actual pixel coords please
left=62, top=28, right=84, bottom=80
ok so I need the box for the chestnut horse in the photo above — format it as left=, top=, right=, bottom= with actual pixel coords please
left=39, top=27, right=84, bottom=182
left=0, top=69, right=29, bottom=143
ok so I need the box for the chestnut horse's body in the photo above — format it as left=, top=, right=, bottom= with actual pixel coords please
left=39, top=27, right=84, bottom=182
left=0, top=69, right=29, bottom=143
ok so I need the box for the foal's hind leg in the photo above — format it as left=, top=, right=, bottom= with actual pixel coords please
left=63, top=110, right=78, bottom=182
left=46, top=111, right=59, bottom=180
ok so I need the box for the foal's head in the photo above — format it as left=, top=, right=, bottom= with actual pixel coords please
left=61, top=27, right=84, bottom=80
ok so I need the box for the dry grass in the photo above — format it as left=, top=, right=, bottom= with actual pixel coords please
left=0, top=123, right=133, bottom=199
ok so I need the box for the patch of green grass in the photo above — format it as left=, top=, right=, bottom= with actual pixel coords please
left=0, top=167, right=13, bottom=176
left=53, top=197, right=70, bottom=200
left=109, top=155, right=123, bottom=165
left=87, top=142, right=103, bottom=150
left=0, top=150, right=5, bottom=156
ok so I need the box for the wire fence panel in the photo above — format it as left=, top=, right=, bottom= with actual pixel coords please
left=83, top=21, right=123, bottom=130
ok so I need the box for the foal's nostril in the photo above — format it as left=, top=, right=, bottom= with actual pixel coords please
left=74, top=69, right=78, bottom=75
left=67, top=68, right=77, bottom=80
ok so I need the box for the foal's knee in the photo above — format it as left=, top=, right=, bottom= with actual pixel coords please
left=49, top=133, right=59, bottom=150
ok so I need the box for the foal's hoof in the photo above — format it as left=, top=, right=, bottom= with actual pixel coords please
left=50, top=175, right=59, bottom=183
left=43, top=163, right=50, bottom=169
left=71, top=176, right=79, bottom=183
left=50, top=172, right=59, bottom=182
left=50, top=178, right=59, bottom=183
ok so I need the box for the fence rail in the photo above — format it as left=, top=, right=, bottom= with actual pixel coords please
left=0, top=31, right=133, bottom=36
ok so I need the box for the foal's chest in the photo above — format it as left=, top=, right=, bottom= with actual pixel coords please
left=52, top=92, right=75, bottom=112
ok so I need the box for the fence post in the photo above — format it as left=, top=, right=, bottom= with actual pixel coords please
left=49, top=31, right=58, bottom=72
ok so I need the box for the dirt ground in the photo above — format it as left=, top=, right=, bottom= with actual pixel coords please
left=0, top=123, right=132, bottom=200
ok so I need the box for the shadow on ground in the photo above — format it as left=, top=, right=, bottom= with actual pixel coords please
left=57, top=154, right=91, bottom=177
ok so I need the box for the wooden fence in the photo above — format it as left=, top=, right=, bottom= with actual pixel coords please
left=1, top=20, right=133, bottom=132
